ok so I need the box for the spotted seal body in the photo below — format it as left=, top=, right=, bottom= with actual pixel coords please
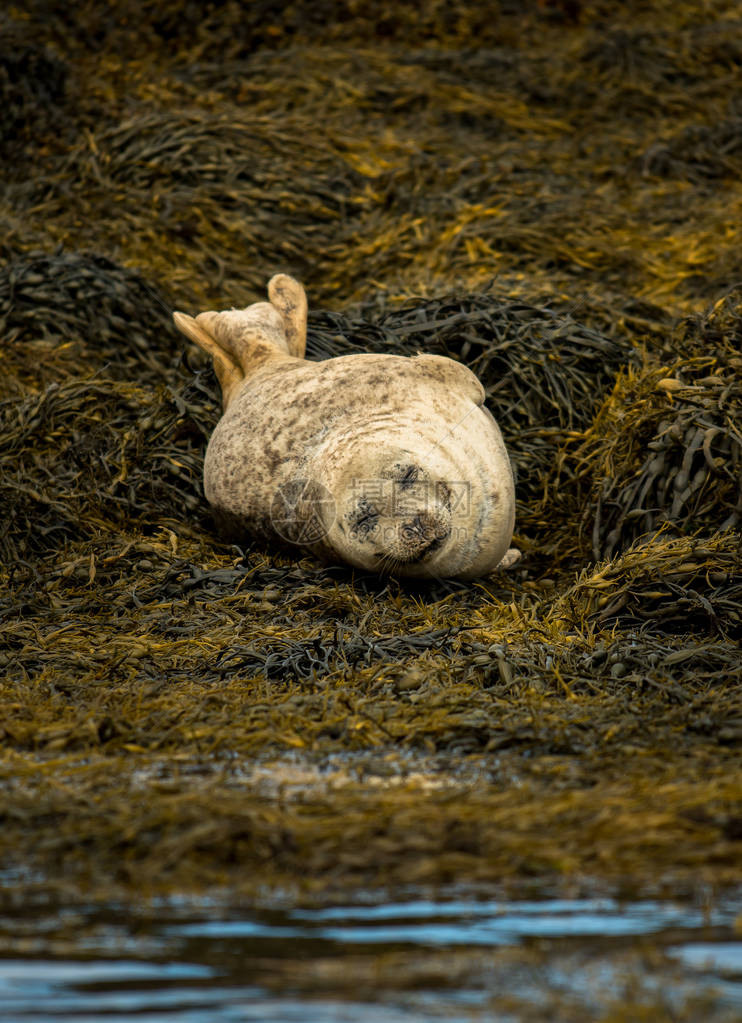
left=173, top=275, right=518, bottom=579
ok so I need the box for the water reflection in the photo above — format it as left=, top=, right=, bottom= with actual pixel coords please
left=1, top=892, right=741, bottom=1021
left=167, top=895, right=732, bottom=948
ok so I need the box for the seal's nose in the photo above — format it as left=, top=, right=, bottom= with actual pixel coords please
left=400, top=511, right=450, bottom=560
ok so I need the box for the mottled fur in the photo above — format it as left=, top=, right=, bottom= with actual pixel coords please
left=174, top=275, right=518, bottom=579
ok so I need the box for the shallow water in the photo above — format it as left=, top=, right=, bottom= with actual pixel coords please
left=2, top=891, right=742, bottom=1022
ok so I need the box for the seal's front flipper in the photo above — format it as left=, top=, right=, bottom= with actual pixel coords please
left=412, top=353, right=486, bottom=405
left=173, top=311, right=243, bottom=410
left=268, top=274, right=307, bottom=359
left=496, top=547, right=521, bottom=570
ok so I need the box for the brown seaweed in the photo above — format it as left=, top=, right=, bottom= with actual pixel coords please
left=1, top=0, right=741, bottom=909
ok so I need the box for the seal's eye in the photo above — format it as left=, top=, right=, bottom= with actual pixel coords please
left=349, top=500, right=379, bottom=539
left=393, top=463, right=420, bottom=489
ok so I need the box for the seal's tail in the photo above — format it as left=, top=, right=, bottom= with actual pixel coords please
left=173, top=274, right=307, bottom=410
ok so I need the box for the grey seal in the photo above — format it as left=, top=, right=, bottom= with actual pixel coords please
left=173, top=275, right=519, bottom=579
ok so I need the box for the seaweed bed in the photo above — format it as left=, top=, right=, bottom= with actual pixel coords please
left=1, top=0, right=741, bottom=911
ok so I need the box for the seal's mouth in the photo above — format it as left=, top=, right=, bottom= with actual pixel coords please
left=376, top=532, right=446, bottom=565
left=371, top=511, right=450, bottom=566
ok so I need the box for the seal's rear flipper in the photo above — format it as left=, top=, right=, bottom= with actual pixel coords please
left=174, top=293, right=302, bottom=410
left=268, top=274, right=308, bottom=359
left=173, top=311, right=243, bottom=411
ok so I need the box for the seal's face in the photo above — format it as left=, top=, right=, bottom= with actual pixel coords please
left=324, top=458, right=461, bottom=576
left=306, top=414, right=515, bottom=579
left=345, top=462, right=452, bottom=570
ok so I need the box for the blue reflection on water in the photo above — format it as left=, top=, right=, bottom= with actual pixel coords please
left=170, top=896, right=725, bottom=945
left=0, top=960, right=475, bottom=1023
left=2, top=895, right=742, bottom=1022
left=669, top=942, right=742, bottom=975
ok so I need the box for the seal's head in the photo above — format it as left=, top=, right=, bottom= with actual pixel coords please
left=339, top=459, right=453, bottom=573
left=307, top=426, right=515, bottom=579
